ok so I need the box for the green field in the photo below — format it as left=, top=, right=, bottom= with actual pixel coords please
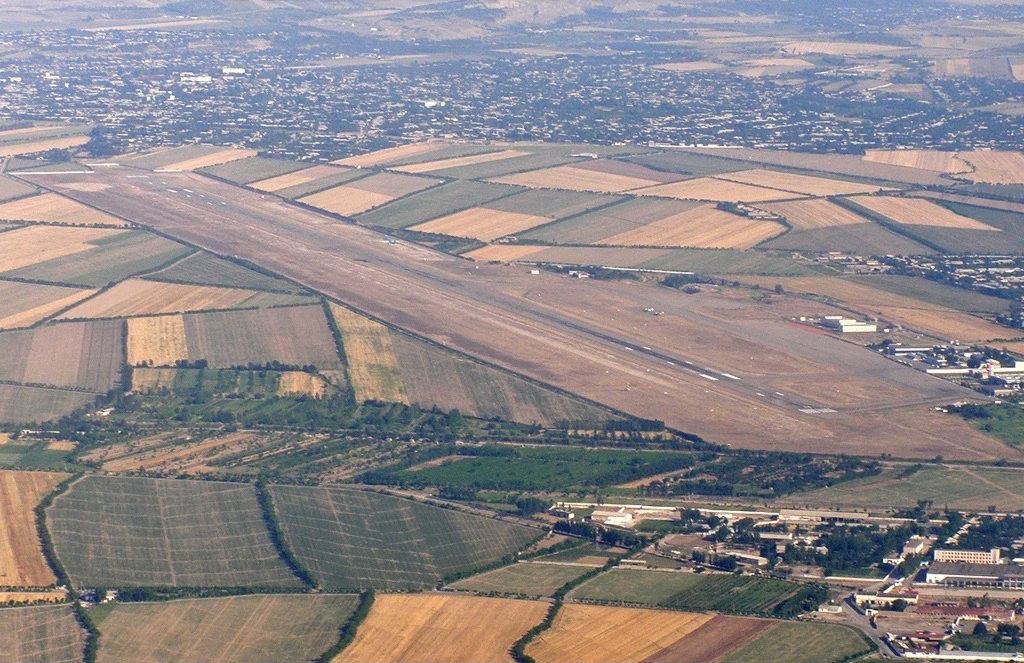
left=376, top=446, right=691, bottom=492
left=448, top=561, right=589, bottom=598
left=144, top=252, right=303, bottom=293
left=0, top=437, right=80, bottom=470
left=355, top=180, right=521, bottom=229
left=962, top=405, right=1024, bottom=448
left=5, top=231, right=191, bottom=287
left=47, top=476, right=302, bottom=588
left=132, top=367, right=329, bottom=400
left=0, top=605, right=87, bottom=663
left=532, top=543, right=619, bottom=566
left=92, top=594, right=358, bottom=663
left=847, top=274, right=1011, bottom=315
left=198, top=156, right=306, bottom=184
left=722, top=622, right=873, bottom=663
left=573, top=569, right=800, bottom=615
left=788, top=463, right=1024, bottom=512
left=270, top=485, right=540, bottom=591
left=274, top=168, right=367, bottom=199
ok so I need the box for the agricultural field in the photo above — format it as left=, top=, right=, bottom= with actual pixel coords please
left=299, top=172, right=439, bottom=216
left=845, top=274, right=1011, bottom=315
left=143, top=252, right=303, bottom=293
left=393, top=148, right=531, bottom=174
left=57, top=279, right=312, bottom=319
left=269, top=485, right=540, bottom=590
left=958, top=150, right=1024, bottom=184
left=336, top=594, right=547, bottom=663
left=0, top=176, right=36, bottom=202
left=0, top=470, right=66, bottom=587
left=249, top=164, right=352, bottom=192
left=355, top=180, right=520, bottom=229
left=595, top=205, right=785, bottom=249
left=653, top=60, right=726, bottom=73
left=526, top=604, right=768, bottom=663
left=846, top=196, right=998, bottom=230
left=410, top=207, right=551, bottom=242
left=0, top=192, right=127, bottom=227
left=633, top=178, right=799, bottom=203
left=532, top=544, right=621, bottom=567
left=1, top=229, right=191, bottom=287
left=493, top=163, right=668, bottom=193
left=464, top=244, right=547, bottom=262
left=0, top=384, right=97, bottom=424
left=0, top=605, right=87, bottom=663
left=182, top=305, right=343, bottom=369
left=0, top=319, right=123, bottom=392
left=119, top=144, right=256, bottom=171
left=448, top=561, right=589, bottom=598
left=131, top=367, right=333, bottom=399
left=521, top=197, right=700, bottom=245
left=334, top=141, right=451, bottom=168
left=328, top=303, right=406, bottom=403
left=862, top=149, right=970, bottom=173
left=379, top=446, right=692, bottom=492
left=759, top=223, right=933, bottom=255
left=0, top=281, right=95, bottom=330
left=389, top=333, right=614, bottom=425
left=721, top=622, right=872, bottom=663
left=198, top=156, right=306, bottom=185
left=47, top=476, right=302, bottom=588
left=126, top=314, right=186, bottom=366
left=271, top=168, right=369, bottom=200
left=483, top=188, right=616, bottom=219
left=93, top=594, right=359, bottom=663
left=0, top=135, right=89, bottom=157
left=572, top=569, right=800, bottom=615
left=717, top=169, right=888, bottom=196
left=758, top=198, right=869, bottom=230
left=786, top=464, right=1024, bottom=512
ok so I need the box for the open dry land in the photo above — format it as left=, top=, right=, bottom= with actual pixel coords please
left=0, top=319, right=123, bottom=392
left=847, top=196, right=999, bottom=230
left=0, top=605, right=87, bottom=663
left=94, top=594, right=358, bottom=663
left=0, top=470, right=66, bottom=587
left=0, top=176, right=36, bottom=202
left=270, top=485, right=540, bottom=591
left=633, top=178, right=798, bottom=202
left=494, top=164, right=665, bottom=193
left=718, top=169, right=888, bottom=196
left=0, top=135, right=88, bottom=157
left=57, top=279, right=310, bottom=319
left=526, top=604, right=774, bottom=663
left=411, top=207, right=551, bottom=241
left=47, top=475, right=302, bottom=588
left=40, top=167, right=1008, bottom=460
left=782, top=40, right=906, bottom=55
left=862, top=150, right=971, bottom=173
left=596, top=205, right=784, bottom=249
left=957, top=149, right=1024, bottom=184
left=448, top=562, right=589, bottom=598
left=328, top=303, right=406, bottom=403
left=0, top=281, right=95, bottom=330
left=758, top=198, right=870, bottom=230
left=653, top=61, right=725, bottom=72
left=0, top=192, right=127, bottom=226
left=336, top=594, right=547, bottom=663
left=463, top=244, right=546, bottom=262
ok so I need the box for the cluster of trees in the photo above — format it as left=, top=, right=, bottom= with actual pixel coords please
left=957, top=515, right=1024, bottom=553
left=783, top=524, right=922, bottom=574
left=552, top=520, right=648, bottom=549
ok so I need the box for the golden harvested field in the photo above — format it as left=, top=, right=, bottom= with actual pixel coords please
left=526, top=604, right=713, bottom=663
left=335, top=594, right=547, bottom=663
left=394, top=149, right=530, bottom=174
left=160, top=148, right=257, bottom=172
left=596, top=205, right=784, bottom=249
left=0, top=282, right=96, bottom=330
left=328, top=303, right=408, bottom=403
left=411, top=207, right=551, bottom=241
left=0, top=135, right=89, bottom=157
left=299, top=186, right=394, bottom=216
left=0, top=590, right=66, bottom=603
left=130, top=367, right=177, bottom=391
left=849, top=196, right=999, bottom=230
left=250, top=165, right=350, bottom=192
left=736, top=275, right=1015, bottom=343
left=719, top=169, right=888, bottom=196
left=0, top=125, right=78, bottom=140
left=759, top=199, right=870, bottom=230
left=633, top=178, right=798, bottom=202
left=0, top=471, right=67, bottom=587
left=653, top=61, right=725, bottom=72
left=494, top=165, right=662, bottom=193
left=277, top=371, right=330, bottom=397
left=335, top=142, right=446, bottom=167
left=464, top=244, right=547, bottom=262
left=783, top=40, right=906, bottom=55
left=958, top=150, right=1024, bottom=184
left=57, top=279, right=302, bottom=319
left=862, top=150, right=971, bottom=173
left=0, top=225, right=123, bottom=272
left=1013, top=63, right=1024, bottom=81
left=126, top=314, right=187, bottom=366
left=0, top=193, right=128, bottom=226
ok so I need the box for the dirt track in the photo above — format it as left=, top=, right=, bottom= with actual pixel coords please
left=37, top=167, right=1012, bottom=460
